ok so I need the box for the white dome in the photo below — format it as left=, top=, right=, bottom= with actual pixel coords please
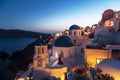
left=97, top=59, right=120, bottom=80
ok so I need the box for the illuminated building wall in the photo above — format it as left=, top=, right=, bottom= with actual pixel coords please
left=85, top=48, right=111, bottom=67
left=33, top=45, right=48, bottom=68
left=52, top=46, right=75, bottom=58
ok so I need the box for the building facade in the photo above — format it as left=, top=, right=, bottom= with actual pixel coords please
left=69, top=24, right=83, bottom=45
left=33, top=38, right=48, bottom=68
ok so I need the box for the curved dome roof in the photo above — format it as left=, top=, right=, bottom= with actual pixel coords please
left=54, top=36, right=74, bottom=47
left=97, top=59, right=120, bottom=80
left=69, top=24, right=80, bottom=30
left=102, top=9, right=114, bottom=20
left=34, top=38, right=45, bottom=46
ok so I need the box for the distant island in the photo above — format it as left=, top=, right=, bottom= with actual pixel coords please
left=0, top=29, right=51, bottom=38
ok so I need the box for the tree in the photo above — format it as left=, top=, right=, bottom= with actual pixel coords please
left=67, top=66, right=90, bottom=80
left=93, top=68, right=114, bottom=80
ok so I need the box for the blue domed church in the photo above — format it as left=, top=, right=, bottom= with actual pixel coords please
left=51, top=24, right=84, bottom=61
left=30, top=24, right=84, bottom=80
left=53, top=35, right=74, bottom=58
left=69, top=24, right=83, bottom=45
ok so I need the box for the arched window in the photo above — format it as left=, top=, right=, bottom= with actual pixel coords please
left=37, top=56, right=42, bottom=67
left=42, top=47, right=44, bottom=54
left=74, top=39, right=76, bottom=43
left=74, top=32, right=76, bottom=35
left=38, top=47, right=40, bottom=54
left=37, top=59, right=42, bottom=67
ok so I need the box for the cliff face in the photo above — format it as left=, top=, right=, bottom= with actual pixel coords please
left=0, top=29, right=50, bottom=38
left=0, top=29, right=52, bottom=80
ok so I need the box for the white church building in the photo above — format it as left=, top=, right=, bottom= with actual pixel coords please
left=30, top=24, right=86, bottom=80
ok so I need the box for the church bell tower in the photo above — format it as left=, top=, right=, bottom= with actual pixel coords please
left=33, top=37, right=48, bottom=68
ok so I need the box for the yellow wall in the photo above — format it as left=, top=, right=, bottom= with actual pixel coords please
left=33, top=67, right=67, bottom=80
left=85, top=49, right=111, bottom=67
left=51, top=67, right=67, bottom=78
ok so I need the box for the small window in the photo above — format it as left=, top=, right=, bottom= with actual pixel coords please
left=42, top=47, right=44, bottom=54
left=38, top=47, right=40, bottom=54
left=74, top=39, right=76, bottom=43
left=38, top=59, right=42, bottom=67
left=74, top=32, right=76, bottom=35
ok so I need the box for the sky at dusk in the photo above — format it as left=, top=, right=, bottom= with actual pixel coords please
left=0, top=0, right=120, bottom=33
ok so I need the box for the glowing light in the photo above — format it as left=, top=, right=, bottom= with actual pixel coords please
left=55, top=52, right=58, bottom=58
left=61, top=74, right=65, bottom=80
left=26, top=77, right=29, bottom=80
left=18, top=78, right=24, bottom=80
left=96, top=59, right=103, bottom=64
left=51, top=67, right=67, bottom=78
left=104, top=20, right=114, bottom=27
left=55, top=33, right=60, bottom=37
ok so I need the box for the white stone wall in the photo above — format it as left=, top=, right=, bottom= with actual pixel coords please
left=97, top=60, right=120, bottom=80
left=69, top=29, right=82, bottom=45
left=53, top=46, right=75, bottom=58
left=85, top=48, right=111, bottom=67
left=95, top=11, right=120, bottom=37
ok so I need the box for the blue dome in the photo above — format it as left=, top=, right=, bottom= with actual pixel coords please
left=34, top=38, right=45, bottom=46
left=69, top=24, right=80, bottom=30
left=54, top=36, right=74, bottom=47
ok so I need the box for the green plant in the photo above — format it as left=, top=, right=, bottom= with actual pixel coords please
left=93, top=68, right=114, bottom=80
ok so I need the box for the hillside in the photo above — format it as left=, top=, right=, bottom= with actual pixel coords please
left=0, top=29, right=50, bottom=38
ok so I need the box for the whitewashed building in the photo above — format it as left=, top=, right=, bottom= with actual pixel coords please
left=53, top=35, right=75, bottom=58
